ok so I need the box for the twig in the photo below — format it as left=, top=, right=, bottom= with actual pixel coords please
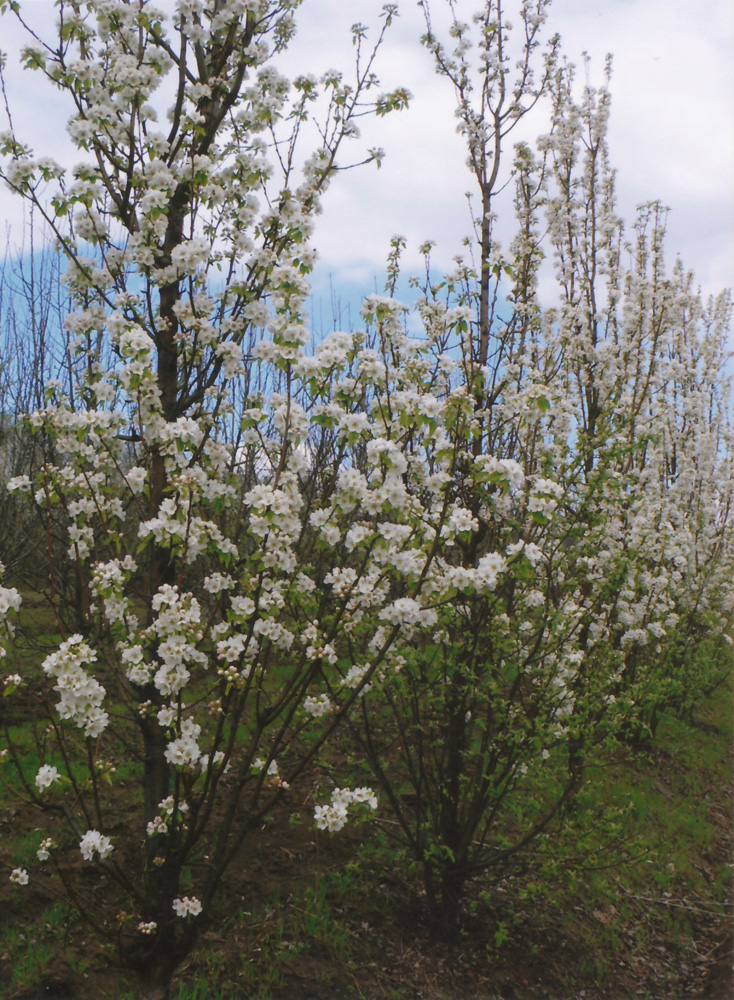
left=620, top=889, right=734, bottom=917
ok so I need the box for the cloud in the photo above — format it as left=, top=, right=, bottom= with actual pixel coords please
left=0, top=0, right=731, bottom=298
left=295, top=0, right=734, bottom=297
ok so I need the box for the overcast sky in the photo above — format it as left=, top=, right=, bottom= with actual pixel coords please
left=1, top=0, right=732, bottom=308
left=292, top=0, right=734, bottom=304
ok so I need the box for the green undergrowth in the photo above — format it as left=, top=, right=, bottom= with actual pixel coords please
left=1, top=636, right=731, bottom=998
left=498, top=671, right=734, bottom=994
left=144, top=674, right=733, bottom=1000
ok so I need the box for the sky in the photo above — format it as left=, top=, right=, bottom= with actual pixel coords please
left=1, top=0, right=732, bottom=314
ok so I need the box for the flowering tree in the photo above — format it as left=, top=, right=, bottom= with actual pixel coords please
left=0, top=0, right=731, bottom=989
left=0, top=0, right=410, bottom=994
left=336, top=2, right=734, bottom=932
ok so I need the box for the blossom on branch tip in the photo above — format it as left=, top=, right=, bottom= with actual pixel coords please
left=79, top=829, right=113, bottom=861
left=314, top=786, right=378, bottom=832
left=125, top=467, right=147, bottom=493
left=303, top=693, right=333, bottom=717
left=6, top=476, right=31, bottom=493
left=172, top=896, right=202, bottom=918
left=35, top=764, right=61, bottom=790
left=0, top=587, right=22, bottom=616
left=37, top=838, right=54, bottom=861
left=146, top=816, right=168, bottom=837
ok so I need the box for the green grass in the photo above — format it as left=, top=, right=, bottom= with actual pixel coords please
left=168, top=674, right=734, bottom=997
left=0, top=901, right=77, bottom=994
left=509, top=671, right=733, bottom=991
left=1, top=607, right=731, bottom=1000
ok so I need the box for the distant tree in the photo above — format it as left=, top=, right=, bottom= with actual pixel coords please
left=0, top=222, right=76, bottom=591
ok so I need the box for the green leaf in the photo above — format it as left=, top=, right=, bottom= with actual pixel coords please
left=375, top=88, right=412, bottom=117
left=512, top=555, right=535, bottom=581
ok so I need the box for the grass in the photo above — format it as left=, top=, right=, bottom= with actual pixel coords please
left=515, top=677, right=734, bottom=992
left=1, top=610, right=731, bottom=999
left=0, top=900, right=77, bottom=994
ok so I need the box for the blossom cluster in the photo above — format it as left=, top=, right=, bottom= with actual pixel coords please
left=172, top=896, right=202, bottom=918
left=42, top=636, right=108, bottom=738
left=79, top=829, right=113, bottom=861
left=0, top=568, right=21, bottom=662
left=314, top=787, right=378, bottom=833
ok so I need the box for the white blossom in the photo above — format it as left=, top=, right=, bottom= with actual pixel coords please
left=79, top=829, right=113, bottom=861
left=35, top=765, right=61, bottom=790
left=172, top=896, right=202, bottom=918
